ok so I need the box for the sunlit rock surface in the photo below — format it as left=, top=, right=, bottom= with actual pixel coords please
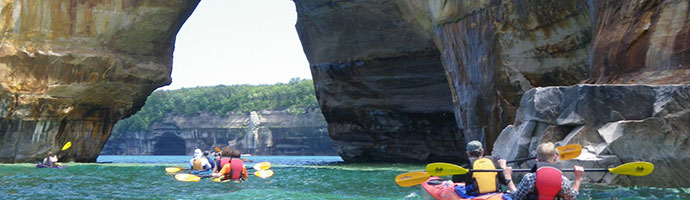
left=102, top=110, right=335, bottom=156
left=493, top=85, right=690, bottom=187
left=0, top=0, right=199, bottom=162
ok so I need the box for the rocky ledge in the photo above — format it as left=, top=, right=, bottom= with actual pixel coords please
left=493, top=84, right=690, bottom=187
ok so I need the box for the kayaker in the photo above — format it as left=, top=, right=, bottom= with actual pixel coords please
left=452, top=140, right=511, bottom=197
left=212, top=149, right=248, bottom=181
left=212, top=152, right=222, bottom=173
left=204, top=150, right=215, bottom=170
left=502, top=142, right=585, bottom=200
left=214, top=147, right=232, bottom=173
left=42, top=152, right=58, bottom=168
left=189, top=149, right=211, bottom=171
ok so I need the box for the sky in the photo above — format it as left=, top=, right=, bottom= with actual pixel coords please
left=160, top=0, right=311, bottom=90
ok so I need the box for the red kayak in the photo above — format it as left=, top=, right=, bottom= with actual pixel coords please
left=421, top=177, right=508, bottom=200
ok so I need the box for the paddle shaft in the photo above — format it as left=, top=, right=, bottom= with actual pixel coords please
left=470, top=168, right=609, bottom=173
left=507, top=157, right=535, bottom=164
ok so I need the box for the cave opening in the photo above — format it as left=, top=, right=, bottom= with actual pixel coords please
left=154, top=132, right=186, bottom=155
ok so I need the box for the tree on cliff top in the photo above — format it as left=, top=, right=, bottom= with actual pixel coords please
left=114, top=78, right=319, bottom=132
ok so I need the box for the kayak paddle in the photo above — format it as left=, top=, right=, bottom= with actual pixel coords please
left=507, top=144, right=582, bottom=164
left=426, top=161, right=654, bottom=176
left=177, top=169, right=275, bottom=182
left=61, top=142, right=72, bottom=151
left=166, top=167, right=186, bottom=173
left=395, top=171, right=431, bottom=187
left=254, top=169, right=274, bottom=178
left=253, top=162, right=271, bottom=171
left=397, top=161, right=654, bottom=187
left=175, top=173, right=201, bottom=182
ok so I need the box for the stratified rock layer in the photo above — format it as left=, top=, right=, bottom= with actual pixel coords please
left=0, top=0, right=199, bottom=162
left=102, top=110, right=335, bottom=156
left=425, top=0, right=592, bottom=151
left=295, top=0, right=690, bottom=170
left=493, top=85, right=690, bottom=187
left=588, top=0, right=690, bottom=84
left=295, top=1, right=461, bottom=162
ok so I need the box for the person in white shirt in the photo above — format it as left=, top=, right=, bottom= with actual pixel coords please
left=189, top=149, right=211, bottom=171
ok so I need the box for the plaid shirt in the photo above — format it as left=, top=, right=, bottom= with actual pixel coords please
left=506, top=172, right=579, bottom=200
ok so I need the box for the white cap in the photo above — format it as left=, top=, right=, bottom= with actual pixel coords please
left=194, top=149, right=202, bottom=157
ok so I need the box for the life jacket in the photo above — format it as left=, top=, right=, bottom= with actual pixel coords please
left=219, top=157, right=231, bottom=169
left=468, top=157, right=499, bottom=194
left=192, top=158, right=202, bottom=170
left=207, top=157, right=215, bottom=169
left=224, top=158, right=244, bottom=180
left=530, top=162, right=563, bottom=200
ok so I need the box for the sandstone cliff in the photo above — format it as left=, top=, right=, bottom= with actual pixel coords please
left=294, top=0, right=690, bottom=170
left=101, top=110, right=335, bottom=156
left=0, top=0, right=199, bottom=162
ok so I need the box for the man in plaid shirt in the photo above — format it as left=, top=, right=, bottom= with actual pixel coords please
left=499, top=142, right=585, bottom=200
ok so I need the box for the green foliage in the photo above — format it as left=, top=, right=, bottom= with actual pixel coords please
left=114, top=78, right=320, bottom=132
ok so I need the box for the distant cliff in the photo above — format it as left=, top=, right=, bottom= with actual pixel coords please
left=101, top=110, right=335, bottom=156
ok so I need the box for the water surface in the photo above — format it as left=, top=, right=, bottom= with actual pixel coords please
left=0, top=156, right=688, bottom=199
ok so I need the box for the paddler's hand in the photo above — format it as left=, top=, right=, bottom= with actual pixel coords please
left=498, top=159, right=507, bottom=169
left=502, top=166, right=513, bottom=178
left=573, top=165, right=584, bottom=180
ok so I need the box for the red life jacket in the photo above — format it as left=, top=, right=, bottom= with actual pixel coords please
left=228, top=158, right=244, bottom=180
left=534, top=163, right=563, bottom=200
left=219, top=157, right=231, bottom=169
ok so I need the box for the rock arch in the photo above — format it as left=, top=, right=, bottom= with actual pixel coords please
left=153, top=132, right=186, bottom=155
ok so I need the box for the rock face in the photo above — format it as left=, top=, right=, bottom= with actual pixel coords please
left=588, top=0, right=690, bottom=84
left=294, top=0, right=690, bottom=167
left=492, top=85, right=690, bottom=187
left=101, top=110, right=335, bottom=156
left=0, top=0, right=199, bottom=162
left=417, top=0, right=592, bottom=152
left=295, top=1, right=461, bottom=162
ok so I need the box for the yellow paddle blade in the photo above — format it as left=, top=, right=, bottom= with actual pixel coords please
left=253, top=162, right=271, bottom=170
left=609, top=161, right=654, bottom=176
left=175, top=173, right=201, bottom=182
left=254, top=169, right=274, bottom=178
left=557, top=144, right=582, bottom=160
left=215, top=147, right=221, bottom=152
left=165, top=167, right=185, bottom=173
left=61, top=142, right=72, bottom=151
left=395, top=171, right=431, bottom=187
left=426, top=162, right=469, bottom=177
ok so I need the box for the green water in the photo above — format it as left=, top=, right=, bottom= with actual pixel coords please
left=1, top=156, right=688, bottom=199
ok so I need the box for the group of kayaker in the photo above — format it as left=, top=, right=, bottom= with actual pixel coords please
left=455, top=140, right=584, bottom=200
left=188, top=147, right=248, bottom=182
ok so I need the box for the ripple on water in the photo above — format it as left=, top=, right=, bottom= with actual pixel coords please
left=2, top=158, right=690, bottom=199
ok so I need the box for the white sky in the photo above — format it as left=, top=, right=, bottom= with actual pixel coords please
left=160, top=0, right=311, bottom=90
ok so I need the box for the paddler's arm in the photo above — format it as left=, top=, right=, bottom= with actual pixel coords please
left=241, top=166, right=248, bottom=180
left=498, top=159, right=517, bottom=191
left=212, top=164, right=231, bottom=178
